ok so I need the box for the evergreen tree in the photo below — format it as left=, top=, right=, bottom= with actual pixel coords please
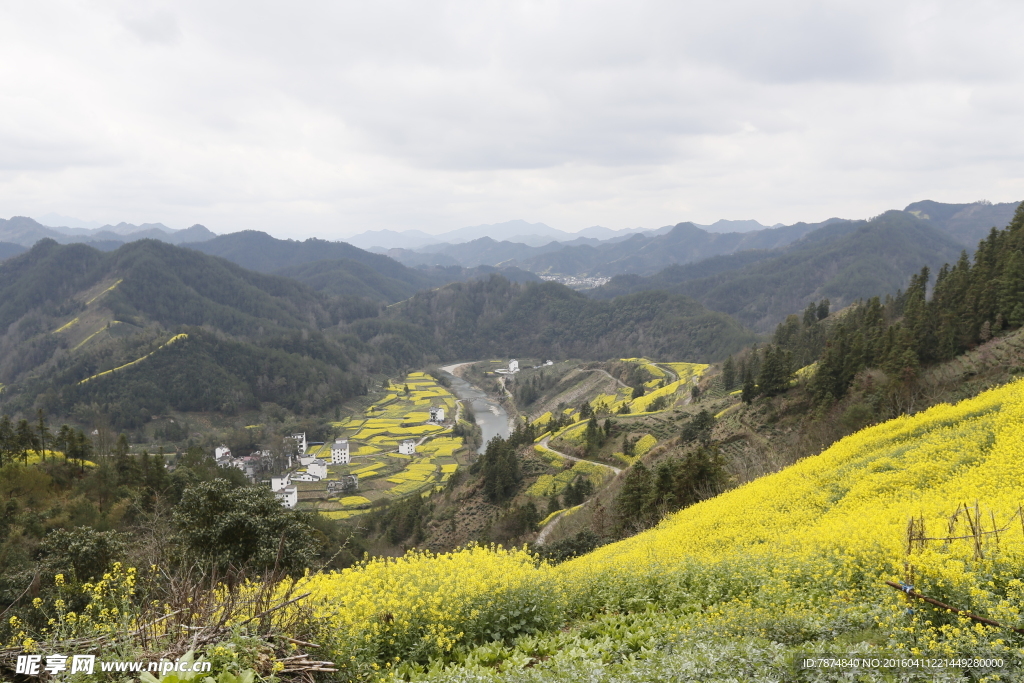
left=721, top=356, right=736, bottom=391
left=547, top=494, right=561, bottom=516
left=757, top=345, right=792, bottom=397
left=615, top=461, right=653, bottom=531
left=803, top=302, right=818, bottom=327
left=741, top=370, right=755, bottom=404
left=816, top=299, right=830, bottom=320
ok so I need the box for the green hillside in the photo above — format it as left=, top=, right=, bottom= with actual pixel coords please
left=592, top=210, right=966, bottom=332
left=0, top=239, right=383, bottom=427
left=288, top=378, right=1024, bottom=680
left=378, top=275, right=756, bottom=362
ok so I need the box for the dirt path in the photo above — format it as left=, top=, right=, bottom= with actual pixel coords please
left=584, top=368, right=629, bottom=389
left=654, top=363, right=678, bottom=383
left=533, top=437, right=621, bottom=546
left=539, top=435, right=622, bottom=475
left=536, top=509, right=567, bottom=544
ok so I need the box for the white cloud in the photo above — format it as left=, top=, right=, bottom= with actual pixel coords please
left=0, top=0, right=1023, bottom=237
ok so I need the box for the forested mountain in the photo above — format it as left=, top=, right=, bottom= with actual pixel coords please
left=591, top=211, right=966, bottom=332
left=0, top=238, right=749, bottom=428
left=373, top=275, right=755, bottom=362
left=904, top=199, right=1018, bottom=247
left=0, top=239, right=390, bottom=427
left=380, top=220, right=828, bottom=275
left=772, top=202, right=1024, bottom=406
left=190, top=230, right=541, bottom=303
left=354, top=200, right=1018, bottom=279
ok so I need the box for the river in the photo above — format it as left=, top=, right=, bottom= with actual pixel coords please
left=440, top=364, right=511, bottom=453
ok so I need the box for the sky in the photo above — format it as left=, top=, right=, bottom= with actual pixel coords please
left=2, top=1, right=1024, bottom=239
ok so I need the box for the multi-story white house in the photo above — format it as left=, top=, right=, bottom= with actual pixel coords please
left=307, top=459, right=328, bottom=480
left=215, top=446, right=232, bottom=461
left=399, top=440, right=416, bottom=455
left=509, top=359, right=519, bottom=373
left=271, top=474, right=290, bottom=492
left=331, top=439, right=350, bottom=464
left=429, top=407, right=445, bottom=423
left=288, top=432, right=307, bottom=456
left=276, top=485, right=298, bottom=509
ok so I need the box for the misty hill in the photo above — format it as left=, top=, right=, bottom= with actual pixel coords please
left=693, top=219, right=775, bottom=233
left=346, top=220, right=667, bottom=251
left=1, top=216, right=217, bottom=248
left=0, top=242, right=26, bottom=261
left=903, top=199, right=1019, bottom=247
left=509, top=220, right=829, bottom=277
left=190, top=230, right=543, bottom=304
left=591, top=211, right=966, bottom=331
left=350, top=200, right=1018, bottom=278
left=371, top=275, right=756, bottom=362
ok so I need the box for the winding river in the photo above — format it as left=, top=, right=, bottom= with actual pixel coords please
left=440, top=363, right=511, bottom=453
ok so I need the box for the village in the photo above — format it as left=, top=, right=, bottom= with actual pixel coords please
left=205, top=358, right=706, bottom=520
left=215, top=372, right=466, bottom=518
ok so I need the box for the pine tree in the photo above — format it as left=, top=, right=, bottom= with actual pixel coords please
left=615, top=461, right=653, bottom=531
left=741, top=370, right=755, bottom=404
left=721, top=356, right=736, bottom=391
left=816, top=299, right=830, bottom=320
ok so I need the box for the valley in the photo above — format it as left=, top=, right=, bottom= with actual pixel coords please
left=3, top=199, right=1024, bottom=681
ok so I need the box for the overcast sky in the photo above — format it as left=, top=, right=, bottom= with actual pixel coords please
left=2, top=1, right=1023, bottom=239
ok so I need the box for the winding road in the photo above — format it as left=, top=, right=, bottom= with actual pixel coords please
left=534, top=435, right=622, bottom=545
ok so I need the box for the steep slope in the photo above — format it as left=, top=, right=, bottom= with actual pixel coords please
left=591, top=211, right=966, bottom=332
left=289, top=377, right=1024, bottom=680
left=0, top=240, right=379, bottom=427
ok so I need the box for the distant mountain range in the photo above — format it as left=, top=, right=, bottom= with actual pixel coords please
left=590, top=210, right=970, bottom=332
left=186, top=230, right=541, bottom=304
left=346, top=218, right=777, bottom=251
left=0, top=215, right=217, bottom=250
left=358, top=201, right=1019, bottom=281
left=346, top=220, right=673, bottom=250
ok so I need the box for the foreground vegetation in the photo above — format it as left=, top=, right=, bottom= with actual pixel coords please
left=7, top=377, right=1024, bottom=681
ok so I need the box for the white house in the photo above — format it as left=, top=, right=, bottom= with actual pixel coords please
left=288, top=432, right=307, bottom=455
left=307, top=459, right=328, bottom=480
left=215, top=446, right=232, bottom=461
left=399, top=440, right=416, bottom=455
left=429, top=407, right=445, bottom=423
left=298, top=455, right=317, bottom=466
left=276, top=485, right=298, bottom=509
left=331, top=439, right=350, bottom=464
left=291, top=471, right=321, bottom=482
left=509, top=359, right=519, bottom=373
left=271, top=474, right=290, bottom=492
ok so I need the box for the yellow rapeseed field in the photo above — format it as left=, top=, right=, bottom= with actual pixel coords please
left=289, top=377, right=1024, bottom=673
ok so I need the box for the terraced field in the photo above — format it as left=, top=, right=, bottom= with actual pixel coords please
left=538, top=359, right=709, bottom=458
left=298, top=372, right=468, bottom=518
